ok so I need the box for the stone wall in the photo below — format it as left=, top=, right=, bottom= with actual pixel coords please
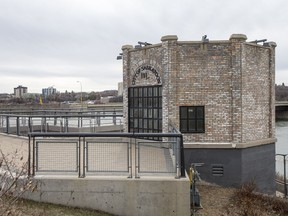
left=168, top=40, right=233, bottom=143
left=242, top=43, right=275, bottom=142
left=122, top=34, right=276, bottom=145
left=121, top=34, right=277, bottom=193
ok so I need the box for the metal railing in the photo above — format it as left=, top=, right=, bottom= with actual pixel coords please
left=276, top=154, right=288, bottom=197
left=0, top=110, right=123, bottom=136
left=28, top=132, right=185, bottom=178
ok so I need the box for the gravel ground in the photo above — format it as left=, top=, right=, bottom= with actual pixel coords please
left=195, top=182, right=236, bottom=216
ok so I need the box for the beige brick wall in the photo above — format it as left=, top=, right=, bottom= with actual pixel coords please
left=242, top=43, right=275, bottom=142
left=122, top=35, right=276, bottom=145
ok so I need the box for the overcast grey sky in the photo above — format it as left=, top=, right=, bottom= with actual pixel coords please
left=0, top=0, right=287, bottom=93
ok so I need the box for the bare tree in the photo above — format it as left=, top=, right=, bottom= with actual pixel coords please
left=0, top=149, right=37, bottom=215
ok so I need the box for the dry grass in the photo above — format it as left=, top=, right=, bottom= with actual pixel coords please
left=228, top=182, right=288, bottom=216
left=0, top=196, right=115, bottom=216
left=197, top=181, right=288, bottom=216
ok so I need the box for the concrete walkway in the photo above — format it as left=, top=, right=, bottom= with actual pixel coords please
left=0, top=133, right=28, bottom=170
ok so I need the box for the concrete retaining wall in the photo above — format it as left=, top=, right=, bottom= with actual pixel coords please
left=22, top=176, right=190, bottom=216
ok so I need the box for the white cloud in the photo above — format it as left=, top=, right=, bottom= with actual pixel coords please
left=0, top=0, right=287, bottom=93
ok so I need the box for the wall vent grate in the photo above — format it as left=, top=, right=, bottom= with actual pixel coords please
left=211, top=165, right=224, bottom=176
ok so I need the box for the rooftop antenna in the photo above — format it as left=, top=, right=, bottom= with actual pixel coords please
left=249, top=39, right=267, bottom=44
left=202, top=35, right=209, bottom=43
left=138, top=41, right=152, bottom=46
left=135, top=41, right=152, bottom=48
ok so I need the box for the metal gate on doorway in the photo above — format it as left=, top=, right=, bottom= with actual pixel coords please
left=128, top=86, right=162, bottom=140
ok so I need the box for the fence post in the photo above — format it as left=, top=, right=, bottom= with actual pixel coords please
left=28, top=135, right=31, bottom=176
left=180, top=135, right=185, bottom=177
left=32, top=136, right=35, bottom=176
left=82, top=137, right=86, bottom=178
left=6, top=116, right=9, bottom=134
left=97, top=112, right=100, bottom=126
left=284, top=155, right=287, bottom=198
left=65, top=117, right=68, bottom=132
left=113, top=110, right=116, bottom=125
left=16, top=116, right=20, bottom=136
left=28, top=117, right=32, bottom=133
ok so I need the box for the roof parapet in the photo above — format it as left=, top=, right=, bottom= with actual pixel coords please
left=264, top=42, right=277, bottom=47
left=161, top=35, right=178, bottom=42
left=122, top=45, right=133, bottom=50
left=229, top=34, right=247, bottom=42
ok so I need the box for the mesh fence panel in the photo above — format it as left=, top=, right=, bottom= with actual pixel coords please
left=137, top=141, right=176, bottom=175
left=36, top=140, right=78, bottom=172
left=276, top=155, right=288, bottom=179
left=86, top=141, right=129, bottom=173
left=0, top=116, right=5, bottom=132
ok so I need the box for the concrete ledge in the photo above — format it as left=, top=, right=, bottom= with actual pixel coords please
left=22, top=176, right=190, bottom=216
left=161, top=35, right=178, bottom=42
left=184, top=138, right=277, bottom=149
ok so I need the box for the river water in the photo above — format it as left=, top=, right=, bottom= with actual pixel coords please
left=276, top=121, right=288, bottom=175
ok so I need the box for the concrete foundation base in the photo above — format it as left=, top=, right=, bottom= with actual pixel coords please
left=22, top=176, right=190, bottom=216
left=184, top=143, right=275, bottom=194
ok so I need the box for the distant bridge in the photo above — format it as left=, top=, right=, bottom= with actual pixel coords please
left=276, top=101, right=288, bottom=120
left=276, top=101, right=288, bottom=107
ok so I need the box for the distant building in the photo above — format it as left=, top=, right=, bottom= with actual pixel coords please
left=0, top=93, right=12, bottom=101
left=42, top=87, right=57, bottom=97
left=14, top=85, right=28, bottom=98
left=121, top=34, right=277, bottom=193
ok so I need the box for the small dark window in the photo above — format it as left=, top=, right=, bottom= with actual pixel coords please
left=180, top=106, right=205, bottom=133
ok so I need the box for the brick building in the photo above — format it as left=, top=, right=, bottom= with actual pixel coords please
left=121, top=34, right=276, bottom=193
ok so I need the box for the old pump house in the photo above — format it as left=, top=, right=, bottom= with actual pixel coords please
left=121, top=34, right=277, bottom=193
